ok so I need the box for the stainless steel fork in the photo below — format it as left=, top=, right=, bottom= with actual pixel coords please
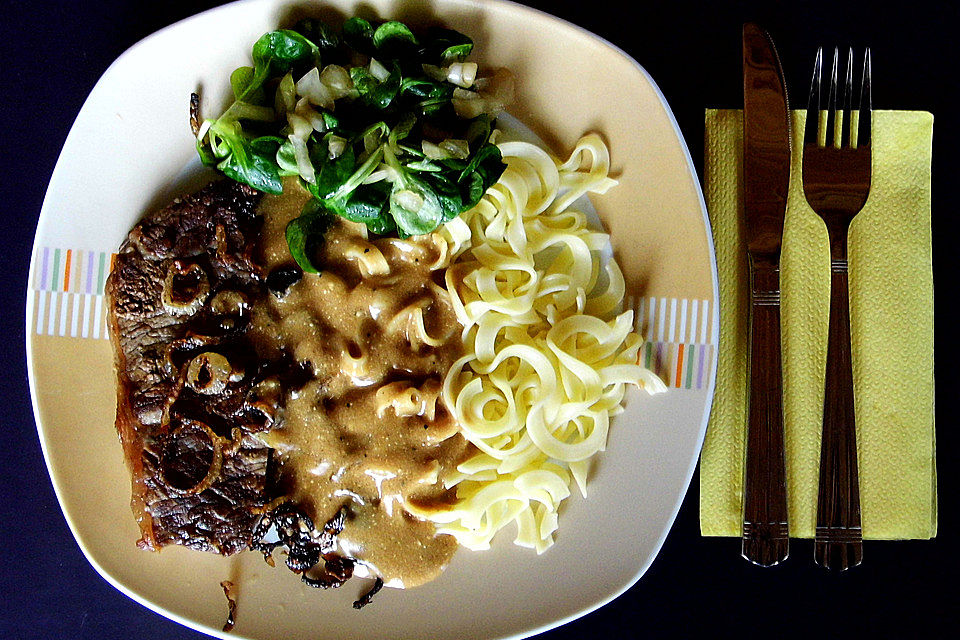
left=802, top=46, right=872, bottom=570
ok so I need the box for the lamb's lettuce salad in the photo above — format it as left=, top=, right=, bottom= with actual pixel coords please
left=192, top=17, right=513, bottom=271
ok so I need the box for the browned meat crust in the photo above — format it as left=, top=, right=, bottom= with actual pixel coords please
left=106, top=180, right=274, bottom=555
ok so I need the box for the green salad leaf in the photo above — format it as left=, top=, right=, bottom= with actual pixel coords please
left=423, top=27, right=474, bottom=63
left=202, top=119, right=284, bottom=194
left=285, top=200, right=333, bottom=273
left=373, top=21, right=419, bottom=58
left=246, top=30, right=319, bottom=103
left=342, top=17, right=375, bottom=53
left=230, top=67, right=263, bottom=103
left=350, top=63, right=401, bottom=109
left=292, top=18, right=341, bottom=53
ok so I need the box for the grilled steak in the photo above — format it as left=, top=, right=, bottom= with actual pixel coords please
left=106, top=179, right=275, bottom=554
left=107, top=178, right=365, bottom=600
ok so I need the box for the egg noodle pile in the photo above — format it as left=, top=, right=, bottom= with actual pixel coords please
left=405, top=134, right=666, bottom=553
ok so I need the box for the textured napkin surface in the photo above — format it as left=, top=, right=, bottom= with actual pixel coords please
left=700, top=110, right=936, bottom=539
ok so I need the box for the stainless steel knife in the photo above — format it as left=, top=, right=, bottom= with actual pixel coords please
left=740, top=22, right=792, bottom=567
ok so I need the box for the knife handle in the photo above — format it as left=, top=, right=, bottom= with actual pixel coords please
left=741, top=257, right=789, bottom=567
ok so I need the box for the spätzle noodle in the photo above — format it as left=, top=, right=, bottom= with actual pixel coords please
left=406, top=134, right=666, bottom=553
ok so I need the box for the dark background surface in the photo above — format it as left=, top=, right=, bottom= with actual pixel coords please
left=1, top=0, right=953, bottom=638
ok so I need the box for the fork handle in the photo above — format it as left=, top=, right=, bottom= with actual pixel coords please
left=741, top=257, right=789, bottom=567
left=815, top=259, right=863, bottom=570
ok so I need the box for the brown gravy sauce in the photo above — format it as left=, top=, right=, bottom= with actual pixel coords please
left=249, top=180, right=468, bottom=587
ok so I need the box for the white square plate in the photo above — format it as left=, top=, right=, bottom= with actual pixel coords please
left=27, top=1, right=718, bottom=638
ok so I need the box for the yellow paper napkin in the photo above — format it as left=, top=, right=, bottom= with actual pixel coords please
left=700, top=110, right=936, bottom=540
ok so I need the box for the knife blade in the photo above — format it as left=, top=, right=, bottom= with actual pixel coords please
left=740, top=22, right=791, bottom=567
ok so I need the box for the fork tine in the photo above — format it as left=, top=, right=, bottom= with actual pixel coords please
left=805, top=47, right=823, bottom=146
left=825, top=48, right=839, bottom=147
left=858, top=48, right=872, bottom=147
left=841, top=48, right=854, bottom=147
